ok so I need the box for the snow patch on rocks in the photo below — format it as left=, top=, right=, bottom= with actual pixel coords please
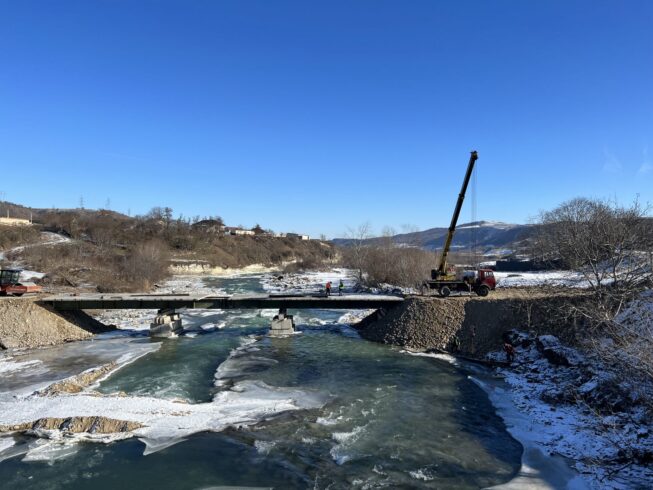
left=487, top=330, right=653, bottom=489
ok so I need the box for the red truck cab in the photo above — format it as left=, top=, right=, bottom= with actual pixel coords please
left=477, top=269, right=497, bottom=290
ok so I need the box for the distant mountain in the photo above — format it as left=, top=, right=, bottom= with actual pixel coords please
left=333, top=221, right=534, bottom=256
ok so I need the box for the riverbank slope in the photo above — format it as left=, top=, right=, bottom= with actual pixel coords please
left=0, top=298, right=113, bottom=350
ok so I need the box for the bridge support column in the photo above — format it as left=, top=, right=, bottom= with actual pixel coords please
left=150, top=309, right=183, bottom=338
left=269, top=308, right=295, bottom=337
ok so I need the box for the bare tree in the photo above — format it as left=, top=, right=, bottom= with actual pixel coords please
left=534, top=197, right=653, bottom=397
left=344, top=222, right=373, bottom=283
left=535, top=197, right=652, bottom=296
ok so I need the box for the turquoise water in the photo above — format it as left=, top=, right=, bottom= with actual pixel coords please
left=0, top=275, right=521, bottom=489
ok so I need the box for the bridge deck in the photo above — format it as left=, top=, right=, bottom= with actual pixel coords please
left=42, top=293, right=404, bottom=311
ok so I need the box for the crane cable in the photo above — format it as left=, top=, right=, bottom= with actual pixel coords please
left=471, top=162, right=478, bottom=268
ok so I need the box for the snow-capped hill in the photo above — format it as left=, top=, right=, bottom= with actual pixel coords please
left=456, top=220, right=522, bottom=230
left=333, top=221, right=532, bottom=255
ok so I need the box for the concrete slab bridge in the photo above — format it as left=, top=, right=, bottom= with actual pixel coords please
left=41, top=293, right=404, bottom=337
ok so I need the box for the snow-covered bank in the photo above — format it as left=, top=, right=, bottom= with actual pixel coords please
left=261, top=267, right=358, bottom=294
left=495, top=270, right=584, bottom=288
left=482, top=330, right=653, bottom=489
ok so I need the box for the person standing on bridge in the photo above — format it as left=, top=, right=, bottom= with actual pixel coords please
left=325, top=281, right=332, bottom=296
left=338, top=280, right=344, bottom=296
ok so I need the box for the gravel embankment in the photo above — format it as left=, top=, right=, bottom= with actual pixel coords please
left=358, top=289, right=593, bottom=356
left=0, top=297, right=113, bottom=349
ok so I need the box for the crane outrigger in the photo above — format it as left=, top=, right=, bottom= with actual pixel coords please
left=421, top=151, right=497, bottom=297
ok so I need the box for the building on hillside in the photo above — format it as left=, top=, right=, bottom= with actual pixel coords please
left=287, top=233, right=310, bottom=240
left=224, top=227, right=255, bottom=236
left=0, top=217, right=31, bottom=227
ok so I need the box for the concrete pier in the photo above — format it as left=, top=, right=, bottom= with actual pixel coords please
left=150, top=309, right=183, bottom=338
left=269, top=308, right=295, bottom=336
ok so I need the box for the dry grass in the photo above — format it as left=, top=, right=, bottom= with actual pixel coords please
left=6, top=209, right=335, bottom=292
left=0, top=225, right=41, bottom=252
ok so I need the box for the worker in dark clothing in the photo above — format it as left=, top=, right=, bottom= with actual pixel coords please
left=325, top=281, right=332, bottom=296
left=451, top=335, right=461, bottom=353
left=503, top=342, right=515, bottom=363
left=338, top=280, right=344, bottom=296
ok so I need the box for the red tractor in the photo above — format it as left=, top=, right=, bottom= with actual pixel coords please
left=0, top=269, right=42, bottom=297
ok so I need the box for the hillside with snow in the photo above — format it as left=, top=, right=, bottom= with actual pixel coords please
left=334, top=220, right=532, bottom=255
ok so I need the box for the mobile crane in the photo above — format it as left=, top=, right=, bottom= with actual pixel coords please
left=421, top=151, right=497, bottom=297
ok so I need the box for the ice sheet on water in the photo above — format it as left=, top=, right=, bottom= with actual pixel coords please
left=0, top=437, right=15, bottom=453
left=0, top=439, right=29, bottom=464
left=337, top=310, right=374, bottom=325
left=214, top=355, right=279, bottom=386
left=402, top=350, right=459, bottom=366
left=0, top=378, right=329, bottom=455
left=253, top=439, right=276, bottom=455
left=140, top=437, right=188, bottom=456
left=0, top=358, right=42, bottom=375
left=0, top=338, right=160, bottom=398
left=21, top=439, right=81, bottom=462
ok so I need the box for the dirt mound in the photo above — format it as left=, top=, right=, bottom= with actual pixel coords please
left=0, top=298, right=114, bottom=350
left=359, top=297, right=468, bottom=350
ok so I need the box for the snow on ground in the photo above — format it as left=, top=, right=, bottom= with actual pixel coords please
left=261, top=267, right=357, bottom=295
left=482, top=325, right=653, bottom=489
left=0, top=232, right=71, bottom=260
left=93, top=275, right=229, bottom=331
left=0, top=231, right=71, bottom=279
left=495, top=270, right=587, bottom=288
left=615, top=289, right=653, bottom=333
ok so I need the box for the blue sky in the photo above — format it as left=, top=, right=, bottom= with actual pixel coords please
left=1, top=1, right=651, bottom=238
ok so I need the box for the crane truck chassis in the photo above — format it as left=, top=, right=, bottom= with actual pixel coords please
left=421, top=268, right=497, bottom=297
left=421, top=151, right=497, bottom=297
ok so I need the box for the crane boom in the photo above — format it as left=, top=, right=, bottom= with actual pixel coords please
left=435, top=151, right=478, bottom=278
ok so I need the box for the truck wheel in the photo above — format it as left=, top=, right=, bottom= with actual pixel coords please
left=13, top=293, right=24, bottom=297
left=439, top=286, right=451, bottom=298
left=476, top=285, right=490, bottom=297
